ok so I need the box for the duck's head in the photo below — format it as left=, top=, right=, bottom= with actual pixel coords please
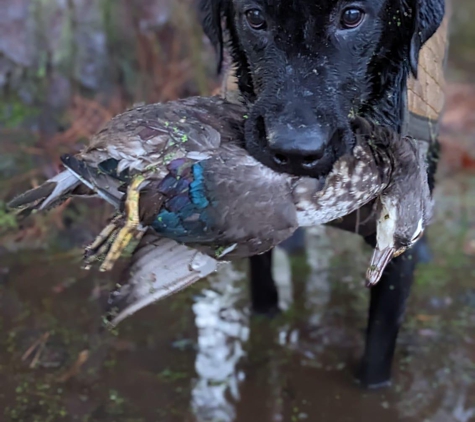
left=365, top=141, right=434, bottom=287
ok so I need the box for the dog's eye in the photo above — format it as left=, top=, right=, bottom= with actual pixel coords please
left=340, top=8, right=365, bottom=29
left=245, top=9, right=267, bottom=30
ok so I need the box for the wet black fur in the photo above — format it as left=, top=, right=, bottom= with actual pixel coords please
left=200, top=0, right=444, bottom=177
left=199, top=0, right=445, bottom=388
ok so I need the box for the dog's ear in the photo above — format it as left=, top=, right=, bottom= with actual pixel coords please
left=408, top=0, right=445, bottom=78
left=199, top=0, right=229, bottom=74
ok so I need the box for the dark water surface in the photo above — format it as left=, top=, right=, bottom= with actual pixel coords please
left=1, top=172, right=475, bottom=422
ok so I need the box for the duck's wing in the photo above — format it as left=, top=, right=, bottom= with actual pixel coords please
left=138, top=143, right=299, bottom=257
left=105, top=230, right=218, bottom=327
left=82, top=96, right=247, bottom=174
left=8, top=96, right=247, bottom=217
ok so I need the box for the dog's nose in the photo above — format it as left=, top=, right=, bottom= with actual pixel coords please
left=267, top=125, right=333, bottom=171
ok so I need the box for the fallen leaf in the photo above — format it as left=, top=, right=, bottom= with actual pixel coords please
left=56, top=350, right=90, bottom=382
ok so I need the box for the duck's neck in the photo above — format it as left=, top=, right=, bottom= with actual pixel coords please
left=292, top=177, right=359, bottom=228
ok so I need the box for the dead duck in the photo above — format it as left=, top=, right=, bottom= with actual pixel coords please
left=102, top=127, right=433, bottom=326
left=8, top=96, right=395, bottom=270
left=7, top=96, right=409, bottom=324
left=365, top=136, right=434, bottom=287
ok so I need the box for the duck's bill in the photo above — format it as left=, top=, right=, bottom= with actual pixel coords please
left=365, top=247, right=396, bottom=287
left=105, top=231, right=218, bottom=328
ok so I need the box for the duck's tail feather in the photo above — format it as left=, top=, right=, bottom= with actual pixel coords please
left=60, top=154, right=123, bottom=208
left=7, top=171, right=83, bottom=217
left=7, top=154, right=125, bottom=217
left=105, top=231, right=218, bottom=327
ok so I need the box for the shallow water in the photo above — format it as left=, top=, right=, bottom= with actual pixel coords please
left=1, top=171, right=475, bottom=422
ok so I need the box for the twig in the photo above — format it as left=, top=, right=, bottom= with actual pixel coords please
left=21, top=332, right=50, bottom=368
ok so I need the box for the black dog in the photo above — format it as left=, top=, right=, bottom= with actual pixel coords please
left=199, top=0, right=446, bottom=388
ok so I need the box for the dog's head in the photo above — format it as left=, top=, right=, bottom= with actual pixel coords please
left=200, top=0, right=445, bottom=177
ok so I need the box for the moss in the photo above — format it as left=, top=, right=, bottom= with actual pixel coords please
left=214, top=245, right=225, bottom=257
left=163, top=153, right=175, bottom=164
left=0, top=202, right=18, bottom=232
left=6, top=377, right=68, bottom=422
left=157, top=368, right=189, bottom=382
left=0, top=97, right=39, bottom=129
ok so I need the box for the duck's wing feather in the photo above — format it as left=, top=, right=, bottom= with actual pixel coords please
left=105, top=230, right=218, bottom=327
left=82, top=96, right=247, bottom=174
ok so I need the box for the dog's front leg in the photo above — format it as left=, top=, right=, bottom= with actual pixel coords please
left=357, top=234, right=425, bottom=388
left=249, top=251, right=280, bottom=316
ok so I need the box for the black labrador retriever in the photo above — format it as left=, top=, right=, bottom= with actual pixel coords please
left=199, top=0, right=446, bottom=388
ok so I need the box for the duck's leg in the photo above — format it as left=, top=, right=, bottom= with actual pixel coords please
left=83, top=215, right=122, bottom=269
left=100, top=175, right=146, bottom=272
left=86, top=215, right=122, bottom=253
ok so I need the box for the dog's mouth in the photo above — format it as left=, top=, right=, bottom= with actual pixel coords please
left=244, top=116, right=354, bottom=179
left=246, top=138, right=343, bottom=179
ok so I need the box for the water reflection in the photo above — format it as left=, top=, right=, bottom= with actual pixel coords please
left=304, top=226, right=333, bottom=329
left=190, top=243, right=296, bottom=422
left=189, top=227, right=343, bottom=421
left=191, top=263, right=249, bottom=422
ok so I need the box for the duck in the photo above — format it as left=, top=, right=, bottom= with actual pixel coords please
left=7, top=96, right=410, bottom=325
left=106, top=129, right=433, bottom=326
left=365, top=135, right=434, bottom=287
left=103, top=127, right=433, bottom=325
